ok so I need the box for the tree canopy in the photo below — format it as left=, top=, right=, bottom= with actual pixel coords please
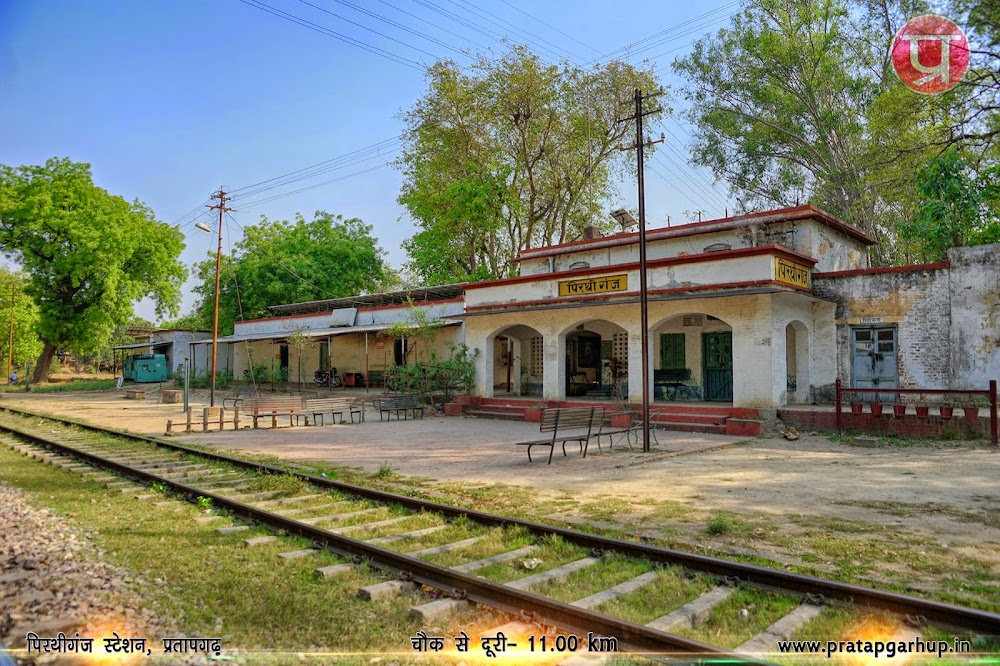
left=0, top=158, right=186, bottom=381
left=0, top=269, right=43, bottom=373
left=191, top=211, right=394, bottom=335
left=672, top=0, right=997, bottom=264
left=397, top=46, right=661, bottom=284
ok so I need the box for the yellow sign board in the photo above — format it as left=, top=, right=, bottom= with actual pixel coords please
left=558, top=273, right=628, bottom=297
left=774, top=257, right=811, bottom=289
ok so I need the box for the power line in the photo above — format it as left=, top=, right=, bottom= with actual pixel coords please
left=237, top=163, right=391, bottom=208
left=236, top=0, right=426, bottom=71
left=450, top=0, right=579, bottom=62
left=372, top=0, right=492, bottom=52
left=494, top=0, right=602, bottom=57
left=326, top=0, right=475, bottom=59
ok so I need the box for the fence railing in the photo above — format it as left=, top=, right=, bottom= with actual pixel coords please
left=834, top=378, right=998, bottom=446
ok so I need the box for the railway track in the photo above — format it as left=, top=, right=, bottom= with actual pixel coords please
left=1, top=403, right=997, bottom=664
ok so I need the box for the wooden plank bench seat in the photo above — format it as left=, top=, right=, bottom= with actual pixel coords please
left=304, top=397, right=364, bottom=425
left=240, top=396, right=306, bottom=429
left=516, top=407, right=604, bottom=464
left=372, top=394, right=424, bottom=421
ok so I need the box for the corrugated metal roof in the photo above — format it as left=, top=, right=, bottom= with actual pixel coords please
left=267, top=285, right=465, bottom=316
left=190, top=320, right=460, bottom=345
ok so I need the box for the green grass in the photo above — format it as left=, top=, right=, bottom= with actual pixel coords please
left=0, top=442, right=428, bottom=661
left=593, top=566, right=714, bottom=625
left=3, top=378, right=121, bottom=393
left=707, top=511, right=735, bottom=535
left=671, top=587, right=801, bottom=649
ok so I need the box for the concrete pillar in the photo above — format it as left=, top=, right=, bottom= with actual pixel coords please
left=542, top=333, right=566, bottom=401
left=475, top=334, right=493, bottom=397
left=511, top=338, right=523, bottom=395
left=731, top=294, right=778, bottom=408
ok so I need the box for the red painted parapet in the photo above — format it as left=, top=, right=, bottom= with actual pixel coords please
left=835, top=379, right=998, bottom=446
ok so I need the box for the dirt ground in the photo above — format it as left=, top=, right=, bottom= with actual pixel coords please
left=3, top=387, right=998, bottom=557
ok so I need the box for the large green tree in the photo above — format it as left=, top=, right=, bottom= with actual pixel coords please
left=900, top=149, right=1000, bottom=260
left=191, top=211, right=394, bottom=335
left=0, top=158, right=186, bottom=382
left=671, top=0, right=988, bottom=264
left=397, top=46, right=661, bottom=284
left=0, top=269, right=43, bottom=374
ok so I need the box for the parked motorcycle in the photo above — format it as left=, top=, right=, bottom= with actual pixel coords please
left=314, top=367, right=342, bottom=388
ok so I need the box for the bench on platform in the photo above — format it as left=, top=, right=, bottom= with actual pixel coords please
left=516, top=407, right=603, bottom=464
left=240, top=396, right=306, bottom=429
left=372, top=394, right=424, bottom=421
left=654, top=368, right=691, bottom=400
left=304, top=397, right=364, bottom=425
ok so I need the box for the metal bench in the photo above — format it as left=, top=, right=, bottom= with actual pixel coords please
left=372, top=394, right=424, bottom=421
left=654, top=368, right=691, bottom=400
left=304, top=397, right=364, bottom=425
left=516, top=407, right=604, bottom=464
left=240, top=396, right=306, bottom=429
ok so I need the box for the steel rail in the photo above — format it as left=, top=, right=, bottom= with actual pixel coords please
left=0, top=417, right=771, bottom=664
left=2, top=404, right=998, bottom=636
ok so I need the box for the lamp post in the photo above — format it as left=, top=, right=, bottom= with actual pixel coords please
left=197, top=189, right=231, bottom=407
left=6, top=284, right=14, bottom=384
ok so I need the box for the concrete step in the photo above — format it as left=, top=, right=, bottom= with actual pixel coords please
left=465, top=410, right=525, bottom=421
left=654, top=421, right=728, bottom=435
left=650, top=412, right=728, bottom=425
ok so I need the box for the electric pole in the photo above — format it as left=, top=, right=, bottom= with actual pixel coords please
left=619, top=88, right=664, bottom=453
left=206, top=189, right=234, bottom=408
left=7, top=283, right=14, bottom=384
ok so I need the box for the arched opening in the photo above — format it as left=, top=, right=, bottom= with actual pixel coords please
left=560, top=319, right=629, bottom=399
left=650, top=312, right=734, bottom=402
left=488, top=325, right=543, bottom=397
left=785, top=320, right=810, bottom=404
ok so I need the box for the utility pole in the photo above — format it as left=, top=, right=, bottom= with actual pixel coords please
left=620, top=88, right=664, bottom=453
left=7, top=283, right=14, bottom=384
left=206, top=189, right=234, bottom=408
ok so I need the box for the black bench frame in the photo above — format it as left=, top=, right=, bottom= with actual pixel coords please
left=373, top=394, right=424, bottom=421
left=516, top=407, right=603, bottom=464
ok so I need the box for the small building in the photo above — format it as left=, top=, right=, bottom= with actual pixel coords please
left=114, top=328, right=212, bottom=378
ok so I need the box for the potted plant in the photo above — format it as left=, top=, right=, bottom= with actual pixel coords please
left=915, top=399, right=930, bottom=420
left=939, top=402, right=954, bottom=421
left=850, top=400, right=864, bottom=415
left=892, top=398, right=907, bottom=418
left=870, top=395, right=884, bottom=417
left=962, top=396, right=981, bottom=422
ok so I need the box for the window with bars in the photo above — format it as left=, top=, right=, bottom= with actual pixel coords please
left=659, top=333, right=685, bottom=370
left=612, top=332, right=628, bottom=371
left=530, top=336, right=543, bottom=377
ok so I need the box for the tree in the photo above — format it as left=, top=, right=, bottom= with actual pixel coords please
left=0, top=158, right=186, bottom=382
left=0, top=269, right=43, bottom=373
left=671, top=0, right=987, bottom=263
left=191, top=211, right=393, bottom=335
left=900, top=149, right=1000, bottom=261
left=398, top=46, right=661, bottom=284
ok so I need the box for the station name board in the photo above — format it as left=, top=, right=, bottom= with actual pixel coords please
left=774, top=257, right=811, bottom=289
left=558, top=273, right=628, bottom=297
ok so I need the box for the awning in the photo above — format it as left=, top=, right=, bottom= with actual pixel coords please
left=189, top=320, right=461, bottom=345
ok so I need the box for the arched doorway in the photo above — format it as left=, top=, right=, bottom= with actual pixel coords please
left=650, top=313, right=734, bottom=402
left=785, top=320, right=810, bottom=404
left=488, top=325, right=543, bottom=397
left=560, top=320, right=629, bottom=399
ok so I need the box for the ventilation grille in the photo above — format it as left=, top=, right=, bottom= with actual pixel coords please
left=530, top=336, right=543, bottom=377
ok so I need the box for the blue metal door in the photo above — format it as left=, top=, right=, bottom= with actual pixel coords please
left=851, top=327, right=898, bottom=402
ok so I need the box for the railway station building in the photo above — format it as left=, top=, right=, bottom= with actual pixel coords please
left=197, top=205, right=999, bottom=415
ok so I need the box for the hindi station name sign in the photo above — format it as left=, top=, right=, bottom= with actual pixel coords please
left=774, top=257, right=811, bottom=289
left=558, top=274, right=628, bottom=297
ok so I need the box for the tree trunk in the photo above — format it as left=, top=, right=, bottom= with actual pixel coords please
left=33, top=341, right=58, bottom=383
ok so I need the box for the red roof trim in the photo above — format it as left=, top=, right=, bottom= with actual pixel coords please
left=464, top=279, right=810, bottom=312
left=813, top=261, right=949, bottom=279
left=516, top=205, right=874, bottom=261
left=464, top=245, right=817, bottom=290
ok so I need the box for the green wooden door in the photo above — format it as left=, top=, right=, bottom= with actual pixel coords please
left=702, top=332, right=733, bottom=401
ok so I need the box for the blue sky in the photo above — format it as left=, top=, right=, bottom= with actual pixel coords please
left=1, top=0, right=739, bottom=321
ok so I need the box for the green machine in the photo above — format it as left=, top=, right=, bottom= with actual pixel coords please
left=123, top=354, right=169, bottom=383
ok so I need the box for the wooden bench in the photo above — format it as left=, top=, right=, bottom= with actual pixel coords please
left=372, top=394, right=424, bottom=421
left=516, top=407, right=603, bottom=464
left=240, top=396, right=306, bottom=429
left=304, top=397, right=364, bottom=425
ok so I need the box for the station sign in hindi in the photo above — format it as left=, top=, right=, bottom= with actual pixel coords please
left=774, top=257, right=811, bottom=289
left=558, top=274, right=628, bottom=297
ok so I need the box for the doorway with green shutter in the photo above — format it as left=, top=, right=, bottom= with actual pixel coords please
left=702, top=331, right=733, bottom=401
